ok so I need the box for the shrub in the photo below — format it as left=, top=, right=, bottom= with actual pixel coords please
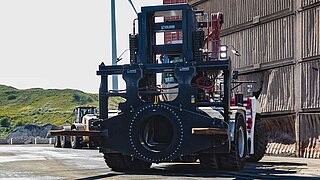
left=15, top=121, right=25, bottom=127
left=0, top=117, right=10, bottom=127
left=86, top=96, right=94, bottom=103
left=73, top=94, right=81, bottom=102
left=7, top=95, right=17, bottom=100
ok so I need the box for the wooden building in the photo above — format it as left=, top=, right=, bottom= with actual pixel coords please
left=189, top=0, right=320, bottom=158
left=165, top=0, right=320, bottom=158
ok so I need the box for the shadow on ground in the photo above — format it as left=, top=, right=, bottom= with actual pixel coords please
left=77, top=161, right=320, bottom=180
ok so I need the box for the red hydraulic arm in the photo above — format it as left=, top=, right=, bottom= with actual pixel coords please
left=210, top=12, right=223, bottom=60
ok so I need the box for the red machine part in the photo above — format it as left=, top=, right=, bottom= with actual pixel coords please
left=231, top=98, right=253, bottom=133
left=210, top=12, right=223, bottom=61
left=192, top=75, right=216, bottom=101
left=163, top=0, right=186, bottom=44
left=243, top=98, right=253, bottom=133
left=193, top=76, right=215, bottom=91
left=163, top=0, right=186, bottom=4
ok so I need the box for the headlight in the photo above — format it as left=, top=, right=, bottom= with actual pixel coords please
left=220, top=52, right=227, bottom=59
left=220, top=45, right=227, bottom=52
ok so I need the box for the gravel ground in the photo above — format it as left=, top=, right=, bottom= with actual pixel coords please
left=0, top=145, right=319, bottom=179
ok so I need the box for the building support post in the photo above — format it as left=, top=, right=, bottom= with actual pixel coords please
left=294, top=0, right=303, bottom=157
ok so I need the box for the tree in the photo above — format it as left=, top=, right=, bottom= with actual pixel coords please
left=0, top=117, right=10, bottom=127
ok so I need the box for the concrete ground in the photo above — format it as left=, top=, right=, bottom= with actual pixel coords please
left=0, top=145, right=319, bottom=180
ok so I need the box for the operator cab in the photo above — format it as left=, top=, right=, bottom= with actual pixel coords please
left=74, top=107, right=97, bottom=123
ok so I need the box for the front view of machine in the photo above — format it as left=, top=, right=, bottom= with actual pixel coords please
left=96, top=4, right=249, bottom=171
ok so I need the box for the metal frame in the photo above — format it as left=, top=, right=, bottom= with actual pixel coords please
left=96, top=4, right=233, bottom=161
left=97, top=59, right=231, bottom=123
left=98, top=4, right=231, bottom=120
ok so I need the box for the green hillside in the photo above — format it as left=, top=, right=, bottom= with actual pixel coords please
left=0, top=85, right=123, bottom=138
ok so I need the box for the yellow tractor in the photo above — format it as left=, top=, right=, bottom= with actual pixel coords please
left=54, top=106, right=100, bottom=149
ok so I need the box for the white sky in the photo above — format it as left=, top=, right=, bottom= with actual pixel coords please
left=0, top=0, right=162, bottom=93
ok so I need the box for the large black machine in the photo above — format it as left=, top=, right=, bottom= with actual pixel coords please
left=48, top=3, right=266, bottom=171
left=94, top=4, right=265, bottom=171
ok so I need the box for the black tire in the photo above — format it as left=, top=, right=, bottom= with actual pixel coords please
left=88, top=142, right=97, bottom=149
left=247, top=114, right=268, bottom=162
left=60, top=135, right=71, bottom=148
left=199, top=153, right=219, bottom=169
left=71, top=135, right=82, bottom=149
left=181, top=155, right=198, bottom=163
left=54, top=136, right=61, bottom=148
left=123, top=155, right=152, bottom=171
left=104, top=153, right=151, bottom=172
left=218, top=113, right=247, bottom=170
left=104, top=153, right=127, bottom=171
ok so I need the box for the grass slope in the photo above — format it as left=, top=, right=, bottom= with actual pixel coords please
left=0, top=85, right=122, bottom=138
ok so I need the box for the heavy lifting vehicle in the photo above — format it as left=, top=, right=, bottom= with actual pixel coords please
left=51, top=3, right=267, bottom=171
left=54, top=106, right=100, bottom=149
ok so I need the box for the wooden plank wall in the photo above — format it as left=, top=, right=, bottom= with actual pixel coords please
left=263, top=115, right=297, bottom=157
left=301, top=60, right=320, bottom=109
left=300, top=2, right=320, bottom=110
left=190, top=0, right=297, bottom=112
left=302, top=0, right=320, bottom=7
left=263, top=115, right=296, bottom=144
left=189, top=0, right=319, bottom=112
left=237, top=66, right=294, bottom=113
left=188, top=0, right=320, bottom=158
left=302, top=6, right=320, bottom=59
left=221, top=16, right=294, bottom=69
left=191, top=0, right=292, bottom=30
left=299, top=113, right=320, bottom=158
left=258, top=66, right=295, bottom=113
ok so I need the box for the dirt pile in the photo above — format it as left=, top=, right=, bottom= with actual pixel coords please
left=4, top=124, right=62, bottom=140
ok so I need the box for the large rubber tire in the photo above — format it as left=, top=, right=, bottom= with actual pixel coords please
left=247, top=114, right=268, bottom=162
left=181, top=155, right=198, bottom=163
left=88, top=142, right=97, bottom=149
left=71, top=136, right=82, bottom=149
left=104, top=153, right=151, bottom=172
left=54, top=136, right=61, bottom=148
left=218, top=114, right=247, bottom=170
left=199, top=153, right=219, bottom=169
left=60, top=136, right=71, bottom=148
